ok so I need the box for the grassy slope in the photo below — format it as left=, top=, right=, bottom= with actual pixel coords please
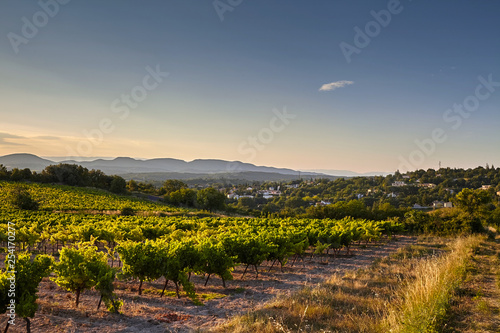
left=0, top=181, right=187, bottom=212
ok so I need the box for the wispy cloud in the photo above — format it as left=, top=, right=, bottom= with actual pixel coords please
left=0, top=132, right=61, bottom=147
left=0, top=132, right=26, bottom=146
left=34, top=135, right=60, bottom=140
left=319, top=80, right=354, bottom=92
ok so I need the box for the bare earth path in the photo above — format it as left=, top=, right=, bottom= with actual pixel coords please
left=0, top=235, right=416, bottom=333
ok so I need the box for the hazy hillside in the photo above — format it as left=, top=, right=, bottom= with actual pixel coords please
left=122, top=171, right=341, bottom=186
left=0, top=153, right=53, bottom=171
left=0, top=154, right=329, bottom=181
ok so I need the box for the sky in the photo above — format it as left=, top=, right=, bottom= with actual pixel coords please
left=0, top=0, right=499, bottom=173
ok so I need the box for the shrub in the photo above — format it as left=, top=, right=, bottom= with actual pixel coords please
left=7, top=186, right=39, bottom=210
left=120, top=207, right=135, bottom=216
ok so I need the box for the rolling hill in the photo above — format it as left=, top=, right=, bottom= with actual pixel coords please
left=0, top=153, right=334, bottom=182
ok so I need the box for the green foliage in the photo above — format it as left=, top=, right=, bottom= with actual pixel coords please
left=399, top=188, right=495, bottom=235
left=110, top=176, right=127, bottom=194
left=0, top=272, right=9, bottom=315
left=160, top=240, right=199, bottom=299
left=7, top=186, right=39, bottom=210
left=454, top=188, right=492, bottom=215
left=0, top=252, right=52, bottom=331
left=126, top=179, right=139, bottom=192
left=197, top=238, right=235, bottom=287
left=168, top=188, right=197, bottom=207
left=42, top=164, right=90, bottom=186
left=162, top=180, right=188, bottom=195
left=120, top=207, right=135, bottom=216
left=487, top=206, right=500, bottom=228
left=0, top=181, right=185, bottom=212
left=222, top=232, right=273, bottom=274
left=263, top=230, right=299, bottom=269
left=404, top=208, right=484, bottom=235
left=11, top=253, right=53, bottom=319
left=53, top=240, right=114, bottom=307
left=237, top=197, right=257, bottom=210
left=197, top=187, right=226, bottom=212
left=94, top=265, right=122, bottom=313
left=116, top=240, right=163, bottom=295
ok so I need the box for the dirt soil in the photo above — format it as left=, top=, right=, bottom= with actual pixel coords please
left=0, top=235, right=416, bottom=333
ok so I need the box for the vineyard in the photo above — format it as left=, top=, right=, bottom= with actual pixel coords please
left=0, top=182, right=405, bottom=332
left=0, top=182, right=187, bottom=213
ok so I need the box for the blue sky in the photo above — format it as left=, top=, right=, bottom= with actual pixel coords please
left=0, top=0, right=499, bottom=173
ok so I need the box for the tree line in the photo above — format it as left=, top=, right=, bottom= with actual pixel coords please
left=0, top=164, right=127, bottom=194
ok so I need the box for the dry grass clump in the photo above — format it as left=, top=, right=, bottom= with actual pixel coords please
left=382, top=236, right=481, bottom=333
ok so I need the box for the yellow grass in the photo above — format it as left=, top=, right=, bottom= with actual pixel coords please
left=382, top=236, right=481, bottom=333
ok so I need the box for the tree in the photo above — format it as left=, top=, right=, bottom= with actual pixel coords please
left=10, top=168, right=32, bottom=181
left=237, top=197, right=256, bottom=210
left=110, top=176, right=127, bottom=194
left=285, top=197, right=308, bottom=210
left=0, top=164, right=9, bottom=180
left=88, top=169, right=112, bottom=189
left=7, top=186, right=39, bottom=210
left=41, top=164, right=89, bottom=186
left=197, top=187, right=226, bottom=212
left=169, top=188, right=197, bottom=207
left=127, top=179, right=139, bottom=192
left=454, top=188, right=492, bottom=215
left=162, top=180, right=187, bottom=195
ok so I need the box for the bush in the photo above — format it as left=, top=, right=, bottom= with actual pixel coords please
left=403, top=208, right=484, bottom=235
left=53, top=241, right=119, bottom=309
left=8, top=186, right=39, bottom=210
left=120, top=207, right=135, bottom=216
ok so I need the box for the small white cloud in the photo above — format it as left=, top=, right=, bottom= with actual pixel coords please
left=319, top=80, right=354, bottom=92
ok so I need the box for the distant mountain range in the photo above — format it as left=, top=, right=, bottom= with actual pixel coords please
left=0, top=153, right=316, bottom=180
left=0, top=153, right=386, bottom=181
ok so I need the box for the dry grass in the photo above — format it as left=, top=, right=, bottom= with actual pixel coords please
left=382, top=236, right=480, bottom=333
left=443, top=237, right=500, bottom=332
left=215, top=237, right=475, bottom=333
